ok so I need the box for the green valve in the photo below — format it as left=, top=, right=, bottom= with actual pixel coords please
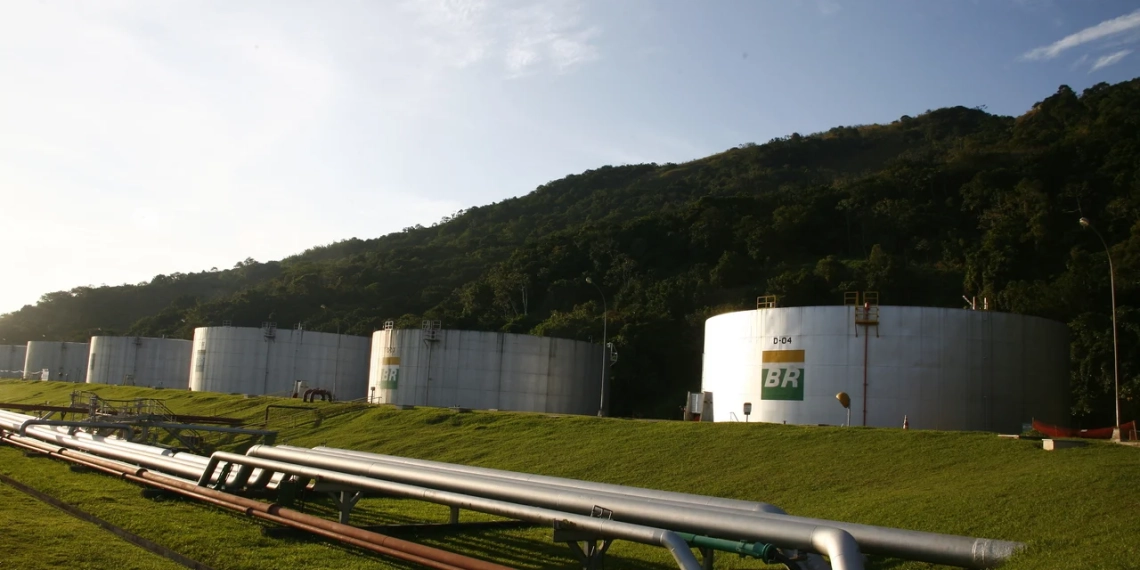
left=677, top=532, right=776, bottom=563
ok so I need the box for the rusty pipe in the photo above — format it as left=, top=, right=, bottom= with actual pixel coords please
left=0, top=434, right=513, bottom=570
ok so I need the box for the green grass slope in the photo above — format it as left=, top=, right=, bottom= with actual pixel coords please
left=0, top=480, right=185, bottom=570
left=1, top=380, right=1137, bottom=570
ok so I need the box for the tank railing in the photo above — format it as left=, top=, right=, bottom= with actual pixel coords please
left=854, top=305, right=879, bottom=324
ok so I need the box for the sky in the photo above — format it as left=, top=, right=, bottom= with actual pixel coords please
left=2, top=0, right=1139, bottom=314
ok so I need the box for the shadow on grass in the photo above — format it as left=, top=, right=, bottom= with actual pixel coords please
left=281, top=493, right=679, bottom=569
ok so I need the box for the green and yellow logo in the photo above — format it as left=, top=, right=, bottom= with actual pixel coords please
left=379, top=356, right=400, bottom=390
left=761, top=350, right=804, bottom=401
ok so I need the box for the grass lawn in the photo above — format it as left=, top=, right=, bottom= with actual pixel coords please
left=1, top=380, right=1137, bottom=569
left=0, top=473, right=185, bottom=570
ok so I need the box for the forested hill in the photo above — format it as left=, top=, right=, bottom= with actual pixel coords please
left=4, top=80, right=1139, bottom=421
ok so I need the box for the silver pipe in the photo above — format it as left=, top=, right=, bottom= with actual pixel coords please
left=198, top=456, right=222, bottom=486
left=18, top=419, right=134, bottom=438
left=17, top=426, right=205, bottom=474
left=247, top=446, right=864, bottom=570
left=0, top=429, right=202, bottom=482
left=813, top=527, right=862, bottom=570
left=0, top=433, right=200, bottom=486
left=2, top=413, right=206, bottom=485
left=34, top=424, right=203, bottom=464
left=20, top=428, right=204, bottom=479
left=208, top=451, right=705, bottom=570
left=306, top=445, right=786, bottom=514
left=301, top=445, right=1020, bottom=568
left=0, top=410, right=267, bottom=490
left=300, top=446, right=805, bottom=537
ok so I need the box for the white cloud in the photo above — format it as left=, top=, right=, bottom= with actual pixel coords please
left=400, top=0, right=493, bottom=68
left=1089, top=49, right=1132, bottom=72
left=1022, top=8, right=1140, bottom=60
left=1069, top=53, right=1089, bottom=70
left=0, top=2, right=462, bottom=312
left=401, top=0, right=601, bottom=77
left=0, top=0, right=607, bottom=313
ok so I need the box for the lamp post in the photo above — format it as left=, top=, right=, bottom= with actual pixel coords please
left=585, top=277, right=608, bottom=417
left=1079, top=217, right=1121, bottom=441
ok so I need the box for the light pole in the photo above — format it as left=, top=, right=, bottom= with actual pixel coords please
left=1080, top=217, right=1121, bottom=440
left=585, top=277, right=607, bottom=417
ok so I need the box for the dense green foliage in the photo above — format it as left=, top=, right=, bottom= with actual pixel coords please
left=3, top=380, right=1140, bottom=570
left=3, top=80, right=1139, bottom=422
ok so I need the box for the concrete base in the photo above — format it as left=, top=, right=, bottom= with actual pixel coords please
left=1043, top=439, right=1088, bottom=451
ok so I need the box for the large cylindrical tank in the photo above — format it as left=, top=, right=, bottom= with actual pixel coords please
left=701, top=306, right=1069, bottom=432
left=23, top=341, right=90, bottom=382
left=189, top=326, right=370, bottom=397
left=367, top=329, right=604, bottom=415
left=1, top=344, right=27, bottom=378
left=86, top=337, right=193, bottom=388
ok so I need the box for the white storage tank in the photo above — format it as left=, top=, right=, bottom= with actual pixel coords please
left=23, top=341, right=90, bottom=382
left=701, top=305, right=1069, bottom=433
left=367, top=327, right=604, bottom=415
left=1, top=344, right=27, bottom=378
left=189, top=325, right=370, bottom=398
left=87, top=336, right=193, bottom=388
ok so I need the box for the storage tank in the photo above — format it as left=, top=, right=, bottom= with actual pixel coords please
left=87, top=336, right=193, bottom=388
left=367, top=326, right=604, bottom=415
left=189, top=325, right=370, bottom=398
left=23, top=341, right=90, bottom=382
left=1, top=344, right=27, bottom=378
left=701, top=305, right=1069, bottom=433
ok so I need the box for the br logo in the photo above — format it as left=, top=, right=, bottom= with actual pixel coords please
left=379, top=356, right=400, bottom=389
left=761, top=350, right=804, bottom=401
left=379, top=367, right=399, bottom=389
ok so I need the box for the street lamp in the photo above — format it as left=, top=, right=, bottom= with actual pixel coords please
left=1080, top=217, right=1121, bottom=441
left=585, top=277, right=608, bottom=417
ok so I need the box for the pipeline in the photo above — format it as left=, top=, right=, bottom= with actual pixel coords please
left=248, top=446, right=870, bottom=568
left=262, top=445, right=1023, bottom=569
left=1, top=405, right=1024, bottom=570
left=676, top=532, right=775, bottom=561
left=0, top=433, right=510, bottom=570
left=18, top=419, right=135, bottom=438
left=201, top=451, right=730, bottom=570
left=304, top=446, right=1024, bottom=567
left=2, top=414, right=702, bottom=570
left=305, top=445, right=787, bottom=513
left=0, top=412, right=272, bottom=490
left=301, top=446, right=830, bottom=569
left=1, top=408, right=704, bottom=570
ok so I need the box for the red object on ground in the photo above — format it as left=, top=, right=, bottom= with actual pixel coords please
left=1032, top=419, right=1136, bottom=439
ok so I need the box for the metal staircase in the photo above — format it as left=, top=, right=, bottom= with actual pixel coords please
left=69, top=391, right=207, bottom=451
